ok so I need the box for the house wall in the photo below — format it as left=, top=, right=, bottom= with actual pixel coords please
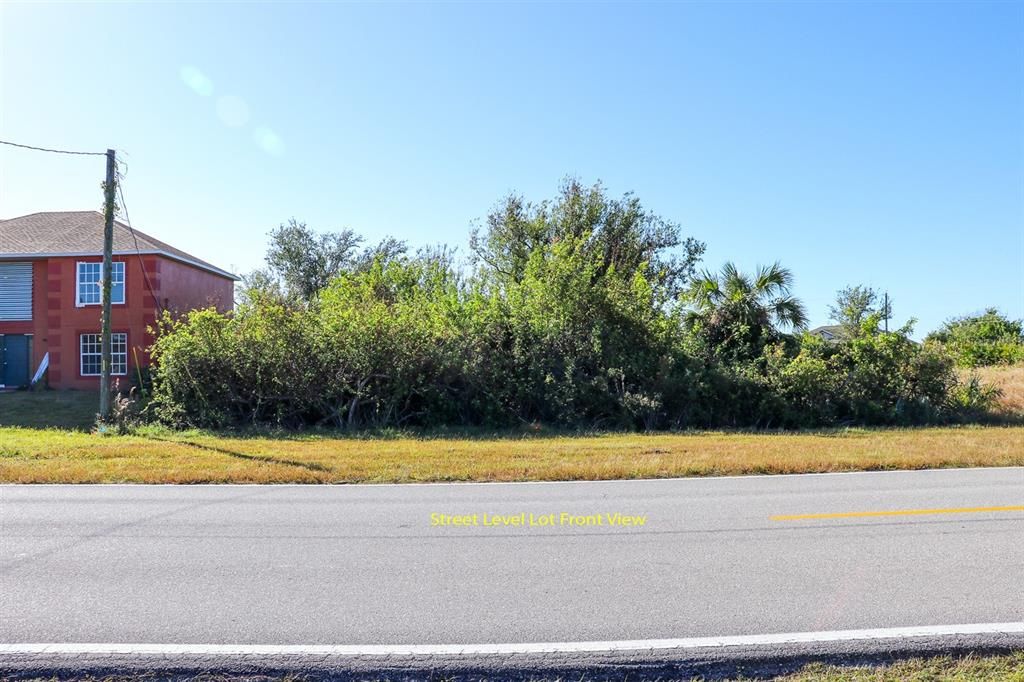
left=43, top=256, right=155, bottom=390
left=0, top=255, right=234, bottom=389
left=0, top=261, right=48, bottom=384
left=156, top=258, right=235, bottom=316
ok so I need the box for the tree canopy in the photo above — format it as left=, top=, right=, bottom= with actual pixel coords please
left=471, top=178, right=705, bottom=301
left=149, top=179, right=997, bottom=431
left=685, top=262, right=808, bottom=361
left=829, top=285, right=892, bottom=336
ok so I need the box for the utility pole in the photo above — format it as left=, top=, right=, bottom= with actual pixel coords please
left=99, top=149, right=116, bottom=421
left=883, top=291, right=889, bottom=333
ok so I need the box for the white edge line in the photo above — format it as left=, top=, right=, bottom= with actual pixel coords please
left=3, top=466, right=1023, bottom=488
left=2, top=623, right=1022, bottom=657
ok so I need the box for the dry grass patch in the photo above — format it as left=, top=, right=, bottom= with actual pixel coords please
left=0, top=424, right=1021, bottom=484
left=970, top=365, right=1024, bottom=417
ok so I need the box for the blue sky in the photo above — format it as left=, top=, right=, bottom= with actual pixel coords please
left=1, top=1, right=1020, bottom=336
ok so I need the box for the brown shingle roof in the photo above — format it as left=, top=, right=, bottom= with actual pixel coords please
left=0, top=211, right=237, bottom=280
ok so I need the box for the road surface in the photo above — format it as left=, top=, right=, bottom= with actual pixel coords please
left=1, top=467, right=1022, bottom=676
left=2, top=467, right=1022, bottom=645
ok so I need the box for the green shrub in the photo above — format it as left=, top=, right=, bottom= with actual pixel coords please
left=148, top=292, right=991, bottom=430
left=926, top=309, right=1024, bottom=367
left=752, top=322, right=970, bottom=428
left=149, top=301, right=324, bottom=428
left=948, top=373, right=1003, bottom=421
left=145, top=181, right=1001, bottom=430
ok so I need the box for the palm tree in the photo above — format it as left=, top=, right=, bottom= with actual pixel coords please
left=685, top=262, right=808, bottom=358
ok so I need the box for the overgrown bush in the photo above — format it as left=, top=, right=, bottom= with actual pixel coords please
left=148, top=180, right=1000, bottom=430
left=767, top=321, right=960, bottom=427
left=948, top=373, right=1003, bottom=421
left=925, top=309, right=1024, bottom=367
left=150, top=296, right=986, bottom=430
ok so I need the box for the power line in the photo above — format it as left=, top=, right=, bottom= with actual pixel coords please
left=0, top=139, right=107, bottom=157
left=2, top=137, right=165, bottom=314
left=115, top=162, right=165, bottom=316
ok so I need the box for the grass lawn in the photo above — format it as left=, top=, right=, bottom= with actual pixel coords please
left=766, top=653, right=1024, bottom=681
left=1, top=390, right=1022, bottom=484
left=0, top=388, right=98, bottom=430
left=4, top=653, right=1021, bottom=680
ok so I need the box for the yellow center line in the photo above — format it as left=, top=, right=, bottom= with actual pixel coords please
left=771, top=505, right=1024, bottom=521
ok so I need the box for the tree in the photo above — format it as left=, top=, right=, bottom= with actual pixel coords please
left=470, top=178, right=705, bottom=300
left=685, top=262, right=808, bottom=360
left=829, top=285, right=892, bottom=336
left=237, top=268, right=285, bottom=307
left=150, top=180, right=988, bottom=430
left=265, top=219, right=363, bottom=301
left=354, top=237, right=408, bottom=272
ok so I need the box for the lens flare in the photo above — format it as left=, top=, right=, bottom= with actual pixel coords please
left=216, top=95, right=250, bottom=128
left=254, top=127, right=285, bottom=156
left=179, top=66, right=214, bottom=96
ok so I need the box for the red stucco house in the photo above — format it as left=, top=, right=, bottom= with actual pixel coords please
left=0, top=211, right=236, bottom=389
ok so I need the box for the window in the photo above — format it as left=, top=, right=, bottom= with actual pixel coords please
left=80, top=333, right=127, bottom=376
left=77, top=261, right=125, bottom=306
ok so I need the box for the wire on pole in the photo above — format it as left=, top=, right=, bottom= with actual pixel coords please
left=0, top=139, right=107, bottom=157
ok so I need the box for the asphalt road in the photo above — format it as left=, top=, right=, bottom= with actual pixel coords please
left=1, top=468, right=1022, bottom=647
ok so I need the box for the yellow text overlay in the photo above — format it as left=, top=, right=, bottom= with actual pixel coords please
left=430, top=512, right=648, bottom=528
left=772, top=505, right=1024, bottom=521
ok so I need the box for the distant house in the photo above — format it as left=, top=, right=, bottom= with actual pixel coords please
left=0, top=211, right=236, bottom=389
left=807, top=324, right=847, bottom=342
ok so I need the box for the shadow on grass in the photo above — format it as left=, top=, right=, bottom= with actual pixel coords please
left=137, top=422, right=614, bottom=443
left=135, top=421, right=1024, bottom=444
left=142, top=434, right=333, bottom=473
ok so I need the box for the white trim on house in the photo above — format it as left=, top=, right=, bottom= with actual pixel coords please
left=79, top=332, right=128, bottom=377
left=0, top=250, right=238, bottom=281
left=75, top=261, right=125, bottom=307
